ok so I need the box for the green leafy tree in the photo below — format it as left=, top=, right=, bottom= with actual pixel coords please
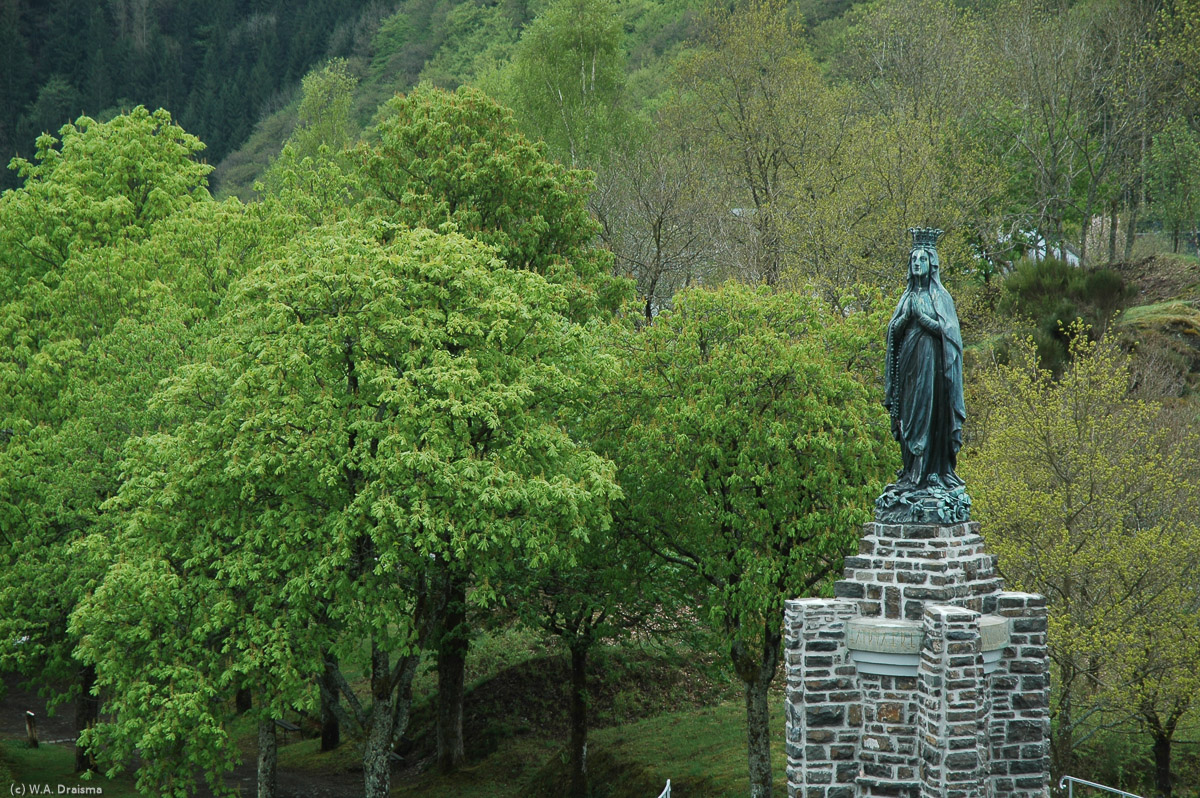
left=75, top=219, right=619, bottom=798
left=497, top=0, right=628, bottom=167
left=360, top=84, right=625, bottom=320
left=359, top=83, right=628, bottom=771
left=289, top=58, right=360, bottom=160
left=510, top=351, right=684, bottom=797
left=961, top=328, right=1200, bottom=795
left=511, top=507, right=675, bottom=798
left=607, top=283, right=895, bottom=798
left=671, top=0, right=831, bottom=288
left=0, top=107, right=215, bottom=772
left=1146, top=117, right=1200, bottom=253
left=260, top=59, right=364, bottom=232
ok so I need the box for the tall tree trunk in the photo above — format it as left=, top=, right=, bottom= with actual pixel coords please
left=236, top=686, right=253, bottom=714
left=363, top=643, right=395, bottom=798
left=74, top=665, right=99, bottom=773
left=360, top=644, right=420, bottom=798
left=1107, top=200, right=1118, bottom=264
left=735, top=627, right=781, bottom=798
left=1152, top=729, right=1172, bottom=798
left=1124, top=201, right=1138, bottom=261
left=1050, top=673, right=1076, bottom=777
left=436, top=572, right=468, bottom=773
left=320, top=655, right=342, bottom=752
left=257, top=719, right=277, bottom=798
left=568, top=639, right=591, bottom=798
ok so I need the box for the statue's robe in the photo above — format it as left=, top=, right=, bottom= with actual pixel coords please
left=883, top=273, right=965, bottom=489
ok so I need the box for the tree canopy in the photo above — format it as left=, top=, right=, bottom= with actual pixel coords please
left=962, top=328, right=1200, bottom=795
left=603, top=282, right=896, bottom=798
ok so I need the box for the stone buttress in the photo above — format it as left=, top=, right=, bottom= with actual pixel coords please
left=785, top=521, right=1050, bottom=798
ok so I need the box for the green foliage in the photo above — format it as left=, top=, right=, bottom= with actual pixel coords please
left=998, top=258, right=1130, bottom=369
left=75, top=217, right=619, bottom=795
left=369, top=10, right=417, bottom=83
left=418, top=2, right=521, bottom=89
left=293, top=58, right=360, bottom=157
left=669, top=0, right=823, bottom=289
left=497, top=0, right=629, bottom=166
left=2, top=1, right=383, bottom=189
left=0, top=107, right=210, bottom=293
left=1156, top=0, right=1200, bottom=105
left=603, top=281, right=895, bottom=797
left=1145, top=117, right=1200, bottom=253
left=610, top=282, right=894, bottom=637
left=259, top=60, right=364, bottom=223
left=360, top=85, right=629, bottom=319
left=0, top=108, right=224, bottom=713
left=660, top=0, right=998, bottom=297
left=962, top=327, right=1200, bottom=780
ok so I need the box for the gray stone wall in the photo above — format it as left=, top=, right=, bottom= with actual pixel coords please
left=834, top=522, right=1002, bottom=620
left=784, top=598, right=861, bottom=798
left=916, top=605, right=988, bottom=798
left=785, top=522, right=1051, bottom=798
left=857, top=672, right=919, bottom=796
left=989, top=592, right=1050, bottom=798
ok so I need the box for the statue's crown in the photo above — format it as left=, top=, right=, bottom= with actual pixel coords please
left=909, top=227, right=944, bottom=250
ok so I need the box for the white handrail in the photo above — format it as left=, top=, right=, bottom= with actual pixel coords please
left=656, top=779, right=671, bottom=798
left=1059, top=775, right=1145, bottom=798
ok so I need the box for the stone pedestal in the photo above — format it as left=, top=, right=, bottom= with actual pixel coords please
left=785, top=521, right=1049, bottom=798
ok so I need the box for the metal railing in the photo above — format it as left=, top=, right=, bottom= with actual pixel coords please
left=1059, top=776, right=1145, bottom=798
left=656, top=779, right=671, bottom=798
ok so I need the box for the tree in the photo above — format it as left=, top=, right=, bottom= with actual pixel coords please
left=960, top=328, right=1200, bottom=794
left=1157, top=0, right=1200, bottom=108
left=360, top=85, right=626, bottom=321
left=1084, top=0, right=1176, bottom=264
left=671, top=0, right=837, bottom=288
left=0, top=107, right=215, bottom=773
left=1145, top=117, right=1200, bottom=253
left=497, top=0, right=628, bottom=167
left=607, top=283, right=896, bottom=798
left=591, top=119, right=718, bottom=320
left=660, top=0, right=994, bottom=300
left=832, top=0, right=983, bottom=129
left=359, top=84, right=629, bottom=772
left=76, top=219, right=619, bottom=798
left=512, top=504, right=676, bottom=798
left=288, top=57, right=359, bottom=160
left=972, top=0, right=1154, bottom=266
left=822, top=0, right=1002, bottom=285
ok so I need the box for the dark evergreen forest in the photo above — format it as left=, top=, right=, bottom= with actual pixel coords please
left=0, top=0, right=381, bottom=189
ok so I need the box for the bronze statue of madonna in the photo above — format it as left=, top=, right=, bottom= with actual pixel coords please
left=876, top=228, right=971, bottom=524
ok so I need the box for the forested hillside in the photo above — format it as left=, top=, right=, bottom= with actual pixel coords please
left=3, top=1, right=1200, bottom=797
left=0, top=0, right=382, bottom=189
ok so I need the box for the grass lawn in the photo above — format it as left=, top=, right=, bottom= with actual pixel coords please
left=0, top=739, right=141, bottom=797
left=387, top=694, right=787, bottom=797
